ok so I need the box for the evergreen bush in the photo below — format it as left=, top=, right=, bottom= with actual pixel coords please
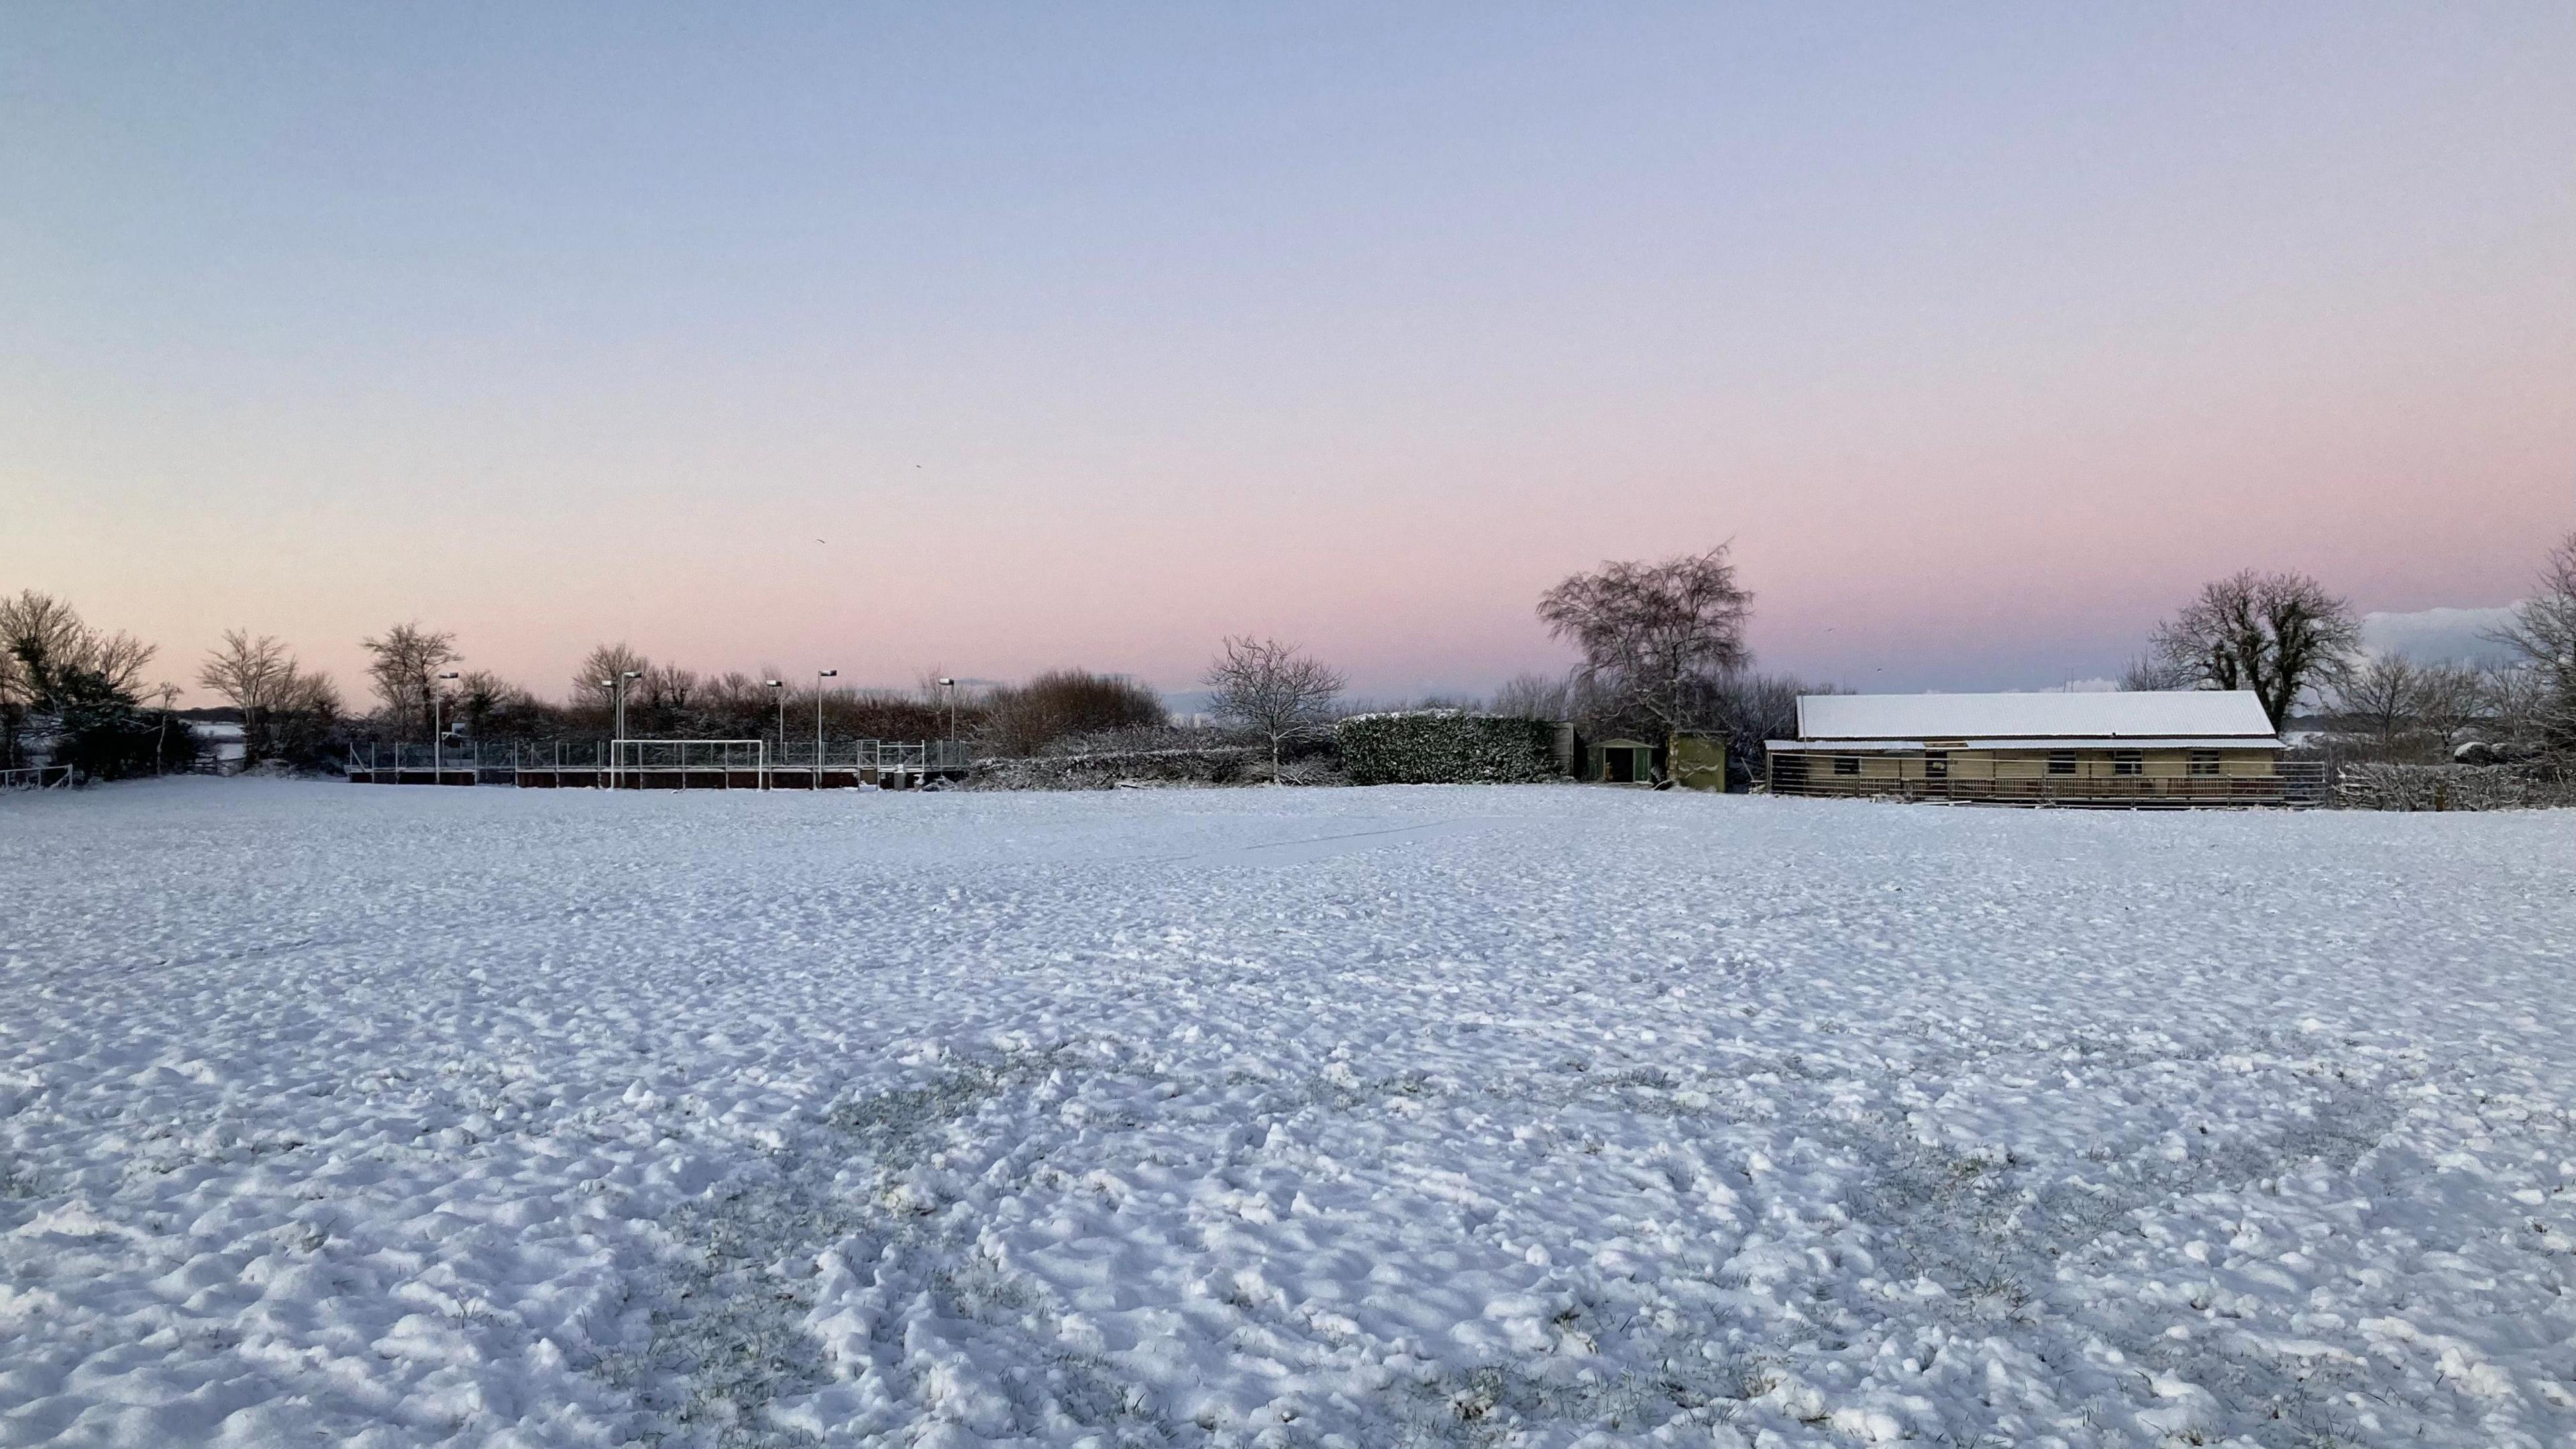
left=1336, top=710, right=1558, bottom=786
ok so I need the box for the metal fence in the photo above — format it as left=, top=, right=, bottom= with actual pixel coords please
left=345, top=737, right=974, bottom=788
left=1765, top=755, right=2328, bottom=808
left=1, top=764, right=73, bottom=791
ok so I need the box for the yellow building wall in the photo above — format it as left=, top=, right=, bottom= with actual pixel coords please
left=1786, top=747, right=2279, bottom=791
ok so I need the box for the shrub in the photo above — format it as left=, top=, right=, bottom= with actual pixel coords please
left=815, top=691, right=954, bottom=743
left=2333, top=763, right=2576, bottom=811
left=968, top=744, right=1261, bottom=791
left=1038, top=722, right=1227, bottom=758
left=983, top=671, right=1167, bottom=757
left=1336, top=710, right=1558, bottom=786
left=52, top=694, right=201, bottom=780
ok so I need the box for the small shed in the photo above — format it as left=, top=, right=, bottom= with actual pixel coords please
left=1667, top=733, right=1727, bottom=792
left=1583, top=737, right=1660, bottom=784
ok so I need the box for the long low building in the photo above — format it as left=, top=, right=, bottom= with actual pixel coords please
left=1766, top=690, right=2306, bottom=805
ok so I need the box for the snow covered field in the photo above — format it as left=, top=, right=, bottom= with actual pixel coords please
left=3, top=780, right=2573, bottom=1448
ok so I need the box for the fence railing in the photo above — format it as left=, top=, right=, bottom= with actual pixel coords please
left=1766, top=756, right=2328, bottom=807
left=1, top=764, right=73, bottom=791
left=345, top=737, right=975, bottom=784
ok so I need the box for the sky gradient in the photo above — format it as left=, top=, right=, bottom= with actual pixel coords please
left=4, top=3, right=2570, bottom=703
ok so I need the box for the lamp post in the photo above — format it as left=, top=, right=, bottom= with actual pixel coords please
left=602, top=669, right=641, bottom=789
left=594, top=678, right=614, bottom=788
left=433, top=671, right=460, bottom=780
left=765, top=679, right=784, bottom=790
left=814, top=669, right=837, bottom=788
left=617, top=669, right=641, bottom=745
left=155, top=684, right=178, bottom=776
left=938, top=678, right=957, bottom=742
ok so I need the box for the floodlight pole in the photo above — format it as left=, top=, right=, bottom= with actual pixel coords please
left=595, top=679, right=614, bottom=788
left=765, top=679, right=784, bottom=791
left=815, top=669, right=837, bottom=788
left=603, top=669, right=641, bottom=789
left=433, top=671, right=460, bottom=780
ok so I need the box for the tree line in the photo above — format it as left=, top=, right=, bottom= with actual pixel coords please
left=1514, top=531, right=2576, bottom=780
left=2118, top=537, right=2576, bottom=763
left=231, top=623, right=1350, bottom=774
left=0, top=592, right=189, bottom=778
left=0, top=597, right=1351, bottom=777
left=8, top=527, right=2571, bottom=782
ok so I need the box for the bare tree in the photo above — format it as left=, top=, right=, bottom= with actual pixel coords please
left=2144, top=570, right=2359, bottom=727
left=87, top=633, right=158, bottom=696
left=0, top=594, right=63, bottom=748
left=1489, top=672, right=1574, bottom=721
left=1689, top=671, right=1835, bottom=783
left=2334, top=651, right=2506, bottom=763
left=2487, top=531, right=2576, bottom=753
left=635, top=663, right=699, bottom=730
left=1204, top=637, right=1344, bottom=782
left=2332, top=653, right=2421, bottom=744
left=0, top=627, right=20, bottom=716
left=361, top=623, right=460, bottom=739
left=1537, top=546, right=1752, bottom=732
left=279, top=669, right=342, bottom=718
left=0, top=592, right=172, bottom=776
left=268, top=669, right=347, bottom=769
left=0, top=590, right=158, bottom=702
left=2412, top=661, right=2487, bottom=749
left=197, top=631, right=297, bottom=757
left=573, top=643, right=650, bottom=712
left=2118, top=651, right=2199, bottom=692
left=0, top=591, right=95, bottom=704
left=151, top=683, right=180, bottom=774
left=2480, top=660, right=2553, bottom=751
left=447, top=669, right=542, bottom=739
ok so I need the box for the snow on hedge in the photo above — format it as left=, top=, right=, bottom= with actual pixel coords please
left=1335, top=708, right=1558, bottom=785
left=3, top=780, right=2573, bottom=1446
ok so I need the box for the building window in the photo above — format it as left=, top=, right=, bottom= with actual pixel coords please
left=2112, top=750, right=2143, bottom=776
left=2047, top=751, right=2077, bottom=775
left=1924, top=751, right=1949, bottom=780
left=1833, top=755, right=1860, bottom=775
left=2189, top=751, right=2220, bottom=776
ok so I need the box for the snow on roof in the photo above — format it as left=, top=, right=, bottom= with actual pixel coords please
left=1766, top=735, right=2281, bottom=753
left=1795, top=690, right=2277, bottom=742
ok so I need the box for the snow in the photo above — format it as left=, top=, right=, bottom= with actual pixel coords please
left=186, top=721, right=246, bottom=768
left=1764, top=737, right=2280, bottom=754
left=1796, top=690, right=2279, bottom=742
left=3, top=778, right=2573, bottom=1448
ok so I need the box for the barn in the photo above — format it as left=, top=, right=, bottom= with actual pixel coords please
left=1765, top=690, right=2302, bottom=805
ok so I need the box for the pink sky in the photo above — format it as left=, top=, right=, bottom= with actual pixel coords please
left=3, top=5, right=2569, bottom=704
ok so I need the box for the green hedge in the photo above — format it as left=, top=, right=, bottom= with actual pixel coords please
left=1336, top=711, right=1558, bottom=786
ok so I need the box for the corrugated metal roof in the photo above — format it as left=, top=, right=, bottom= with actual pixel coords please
left=1766, top=736, right=2282, bottom=753
left=1794, top=690, right=2277, bottom=741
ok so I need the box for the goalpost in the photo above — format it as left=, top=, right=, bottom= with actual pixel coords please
left=605, top=739, right=768, bottom=790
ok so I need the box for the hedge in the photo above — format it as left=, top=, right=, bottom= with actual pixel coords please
left=1335, top=710, right=1558, bottom=786
left=968, top=745, right=1263, bottom=791
left=2332, top=762, right=2576, bottom=812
